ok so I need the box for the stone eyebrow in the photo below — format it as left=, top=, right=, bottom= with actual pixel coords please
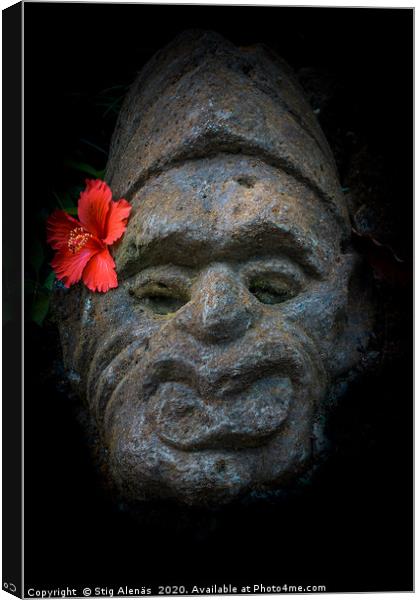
left=115, top=221, right=329, bottom=280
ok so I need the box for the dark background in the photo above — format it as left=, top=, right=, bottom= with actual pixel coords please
left=22, top=4, right=412, bottom=594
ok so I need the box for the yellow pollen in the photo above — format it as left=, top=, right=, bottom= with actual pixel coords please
left=68, top=227, right=92, bottom=254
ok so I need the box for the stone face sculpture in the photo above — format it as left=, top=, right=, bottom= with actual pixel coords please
left=56, top=30, right=372, bottom=505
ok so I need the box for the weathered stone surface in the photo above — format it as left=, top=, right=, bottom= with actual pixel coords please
left=54, top=30, right=373, bottom=506
left=106, top=30, right=349, bottom=231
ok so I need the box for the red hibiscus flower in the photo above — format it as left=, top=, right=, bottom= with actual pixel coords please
left=47, top=179, right=132, bottom=292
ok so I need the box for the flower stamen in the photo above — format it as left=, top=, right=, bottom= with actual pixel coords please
left=68, top=227, right=92, bottom=254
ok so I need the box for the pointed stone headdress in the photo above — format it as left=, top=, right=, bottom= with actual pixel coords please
left=106, top=29, right=349, bottom=233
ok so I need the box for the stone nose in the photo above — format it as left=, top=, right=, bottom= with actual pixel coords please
left=177, top=264, right=255, bottom=344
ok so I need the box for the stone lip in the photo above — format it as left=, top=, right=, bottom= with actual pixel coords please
left=153, top=377, right=292, bottom=451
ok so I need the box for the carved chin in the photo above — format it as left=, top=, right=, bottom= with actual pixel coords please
left=105, top=373, right=321, bottom=505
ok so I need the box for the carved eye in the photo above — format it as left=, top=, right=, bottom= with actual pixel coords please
left=129, top=282, right=188, bottom=315
left=248, top=278, right=297, bottom=305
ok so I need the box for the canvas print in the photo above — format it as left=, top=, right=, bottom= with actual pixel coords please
left=3, top=3, right=413, bottom=596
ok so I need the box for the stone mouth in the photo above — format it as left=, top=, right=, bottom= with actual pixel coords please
left=152, top=376, right=292, bottom=451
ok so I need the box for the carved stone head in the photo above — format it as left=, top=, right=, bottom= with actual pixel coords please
left=56, top=31, right=372, bottom=505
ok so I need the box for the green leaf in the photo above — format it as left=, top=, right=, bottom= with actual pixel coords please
left=102, top=95, right=125, bottom=118
left=62, top=192, right=77, bottom=209
left=52, top=191, right=66, bottom=210
left=65, top=160, right=105, bottom=179
left=43, top=271, right=56, bottom=291
left=80, top=138, right=108, bottom=156
left=31, top=291, right=50, bottom=326
left=30, top=240, right=45, bottom=277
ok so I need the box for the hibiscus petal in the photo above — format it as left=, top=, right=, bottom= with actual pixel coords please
left=103, top=199, right=132, bottom=245
left=82, top=247, right=118, bottom=293
left=46, top=210, right=81, bottom=250
left=51, top=237, right=104, bottom=288
left=78, top=179, right=112, bottom=240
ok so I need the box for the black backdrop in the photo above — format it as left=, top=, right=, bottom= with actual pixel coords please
left=23, top=4, right=413, bottom=593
